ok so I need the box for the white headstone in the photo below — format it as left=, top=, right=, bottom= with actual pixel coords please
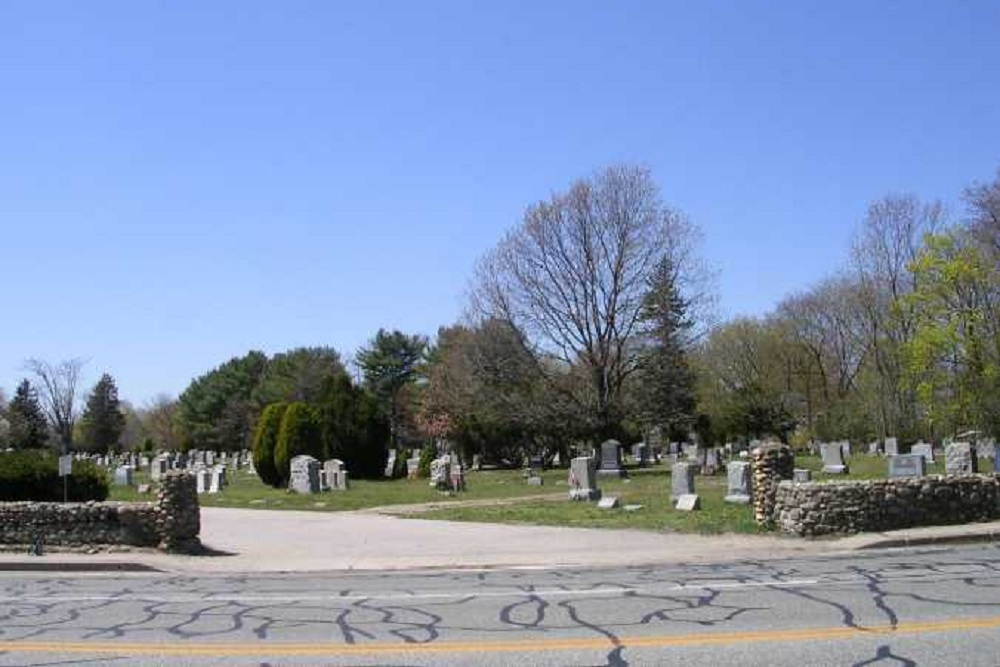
left=568, top=456, right=600, bottom=501
left=671, top=462, right=696, bottom=502
left=911, top=442, right=934, bottom=464
left=675, top=494, right=701, bottom=511
left=945, top=442, right=977, bottom=475
left=597, top=495, right=619, bottom=510
left=724, top=461, right=751, bottom=504
left=820, top=442, right=848, bottom=474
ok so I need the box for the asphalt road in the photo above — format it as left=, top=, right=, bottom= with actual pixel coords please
left=1, top=544, right=999, bottom=666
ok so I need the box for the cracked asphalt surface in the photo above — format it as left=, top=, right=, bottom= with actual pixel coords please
left=2, top=544, right=999, bottom=665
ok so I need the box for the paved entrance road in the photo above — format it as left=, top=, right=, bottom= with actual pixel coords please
left=1, top=544, right=999, bottom=666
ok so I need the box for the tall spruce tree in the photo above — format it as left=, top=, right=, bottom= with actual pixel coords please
left=356, top=329, right=427, bottom=449
left=636, top=256, right=697, bottom=439
left=7, top=379, right=50, bottom=450
left=79, top=373, right=126, bottom=453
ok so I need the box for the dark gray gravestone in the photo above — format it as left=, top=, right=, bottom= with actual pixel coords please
left=888, top=454, right=926, bottom=479
left=632, top=443, right=650, bottom=468
left=597, top=440, right=626, bottom=477
left=945, top=442, right=977, bottom=475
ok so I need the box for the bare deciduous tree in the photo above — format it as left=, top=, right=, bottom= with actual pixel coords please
left=23, top=358, right=86, bottom=451
left=471, top=165, right=708, bottom=437
left=850, top=194, right=943, bottom=439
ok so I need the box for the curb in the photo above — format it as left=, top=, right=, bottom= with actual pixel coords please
left=0, top=560, right=161, bottom=572
left=854, top=530, right=1000, bottom=550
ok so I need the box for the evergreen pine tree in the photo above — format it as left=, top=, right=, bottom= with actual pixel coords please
left=79, top=373, right=126, bottom=453
left=636, top=256, right=697, bottom=438
left=8, top=379, right=50, bottom=449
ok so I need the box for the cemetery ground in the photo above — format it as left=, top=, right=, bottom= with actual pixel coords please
left=108, top=454, right=952, bottom=535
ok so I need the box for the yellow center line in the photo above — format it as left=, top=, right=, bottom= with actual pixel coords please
left=3, top=615, right=1000, bottom=656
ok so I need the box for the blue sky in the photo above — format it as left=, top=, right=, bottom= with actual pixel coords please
left=2, top=1, right=998, bottom=405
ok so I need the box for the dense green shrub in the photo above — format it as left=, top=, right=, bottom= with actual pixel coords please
left=314, top=375, right=390, bottom=479
left=274, top=402, right=322, bottom=484
left=252, top=402, right=287, bottom=488
left=0, top=451, right=109, bottom=501
left=418, top=442, right=437, bottom=479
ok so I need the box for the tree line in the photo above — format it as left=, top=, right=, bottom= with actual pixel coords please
left=3, top=164, right=998, bottom=472
left=694, top=170, right=1000, bottom=446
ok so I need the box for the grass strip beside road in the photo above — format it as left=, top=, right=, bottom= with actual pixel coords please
left=108, top=454, right=944, bottom=534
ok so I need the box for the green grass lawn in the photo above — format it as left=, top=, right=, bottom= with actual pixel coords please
left=412, top=468, right=759, bottom=534
left=106, top=452, right=956, bottom=534
left=108, top=466, right=573, bottom=511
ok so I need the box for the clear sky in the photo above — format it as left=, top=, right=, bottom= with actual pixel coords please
left=2, top=1, right=998, bottom=405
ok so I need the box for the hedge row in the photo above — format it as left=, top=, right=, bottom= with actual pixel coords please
left=0, top=451, right=109, bottom=501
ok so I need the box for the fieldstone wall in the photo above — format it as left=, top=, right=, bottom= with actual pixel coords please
left=0, top=470, right=201, bottom=553
left=751, top=444, right=794, bottom=528
left=777, top=475, right=1000, bottom=537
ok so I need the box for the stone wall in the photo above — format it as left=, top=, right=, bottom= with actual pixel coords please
left=776, top=475, right=999, bottom=537
left=0, top=471, right=201, bottom=553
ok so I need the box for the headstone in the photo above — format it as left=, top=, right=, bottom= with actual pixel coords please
left=568, top=456, right=600, bottom=501
left=884, top=437, right=899, bottom=457
left=597, top=495, right=619, bottom=510
left=528, top=454, right=545, bottom=476
left=868, top=440, right=881, bottom=455
left=113, top=465, right=134, bottom=486
left=681, top=443, right=698, bottom=461
left=701, top=448, right=721, bottom=475
left=597, top=440, right=626, bottom=477
left=430, top=456, right=451, bottom=490
left=195, top=469, right=211, bottom=494
left=975, top=439, right=996, bottom=461
left=384, top=450, right=398, bottom=478
left=527, top=476, right=544, bottom=486
left=407, top=457, right=421, bottom=480
left=324, top=459, right=349, bottom=491
left=209, top=467, right=224, bottom=493
left=205, top=451, right=215, bottom=466
left=289, top=455, right=321, bottom=494
left=945, top=442, right=978, bottom=475
left=137, top=483, right=151, bottom=494
left=840, top=441, right=852, bottom=459
left=911, top=442, right=934, bottom=464
left=671, top=461, right=696, bottom=502
left=724, top=461, right=751, bottom=504
left=472, top=454, right=482, bottom=471
left=632, top=443, right=650, bottom=468
left=793, top=468, right=812, bottom=483
left=820, top=442, right=848, bottom=474
left=888, top=454, right=926, bottom=479
left=449, top=462, right=466, bottom=492
left=675, top=494, right=701, bottom=511
left=150, top=456, right=168, bottom=481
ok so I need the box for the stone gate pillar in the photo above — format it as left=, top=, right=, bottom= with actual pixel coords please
left=751, top=444, right=794, bottom=529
